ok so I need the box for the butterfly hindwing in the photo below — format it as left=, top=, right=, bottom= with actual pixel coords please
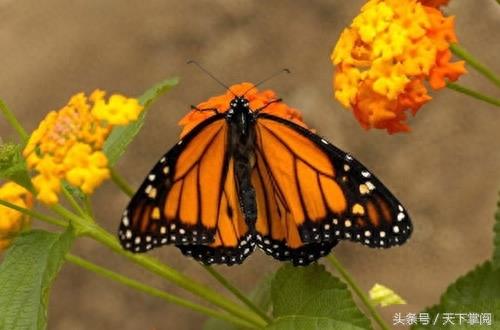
left=252, top=113, right=412, bottom=262
left=118, top=114, right=253, bottom=264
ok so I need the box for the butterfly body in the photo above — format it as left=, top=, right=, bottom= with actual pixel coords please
left=119, top=89, right=412, bottom=266
left=226, top=97, right=258, bottom=224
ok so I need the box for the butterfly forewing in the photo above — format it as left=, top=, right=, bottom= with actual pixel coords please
left=118, top=114, right=255, bottom=264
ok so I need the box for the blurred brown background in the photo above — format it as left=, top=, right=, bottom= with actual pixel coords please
left=1, top=1, right=500, bottom=329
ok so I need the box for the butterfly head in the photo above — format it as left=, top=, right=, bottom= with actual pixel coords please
left=230, top=97, right=250, bottom=111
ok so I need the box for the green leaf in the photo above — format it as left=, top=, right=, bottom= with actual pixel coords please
left=268, top=264, right=370, bottom=330
left=0, top=143, right=33, bottom=191
left=103, top=77, right=179, bottom=166
left=0, top=228, right=75, bottom=330
left=412, top=262, right=500, bottom=329
left=493, top=193, right=500, bottom=269
left=203, top=274, right=274, bottom=330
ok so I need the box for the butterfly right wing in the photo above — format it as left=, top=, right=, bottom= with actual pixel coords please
left=118, top=114, right=254, bottom=264
left=251, top=114, right=411, bottom=265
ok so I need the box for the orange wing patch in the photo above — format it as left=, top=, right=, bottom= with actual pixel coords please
left=177, top=159, right=255, bottom=265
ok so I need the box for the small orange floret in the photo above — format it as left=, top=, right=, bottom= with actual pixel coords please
left=331, top=0, right=465, bottom=133
left=178, top=83, right=306, bottom=138
left=419, top=0, right=450, bottom=8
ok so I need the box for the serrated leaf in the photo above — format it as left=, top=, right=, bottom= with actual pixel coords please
left=0, top=143, right=33, bottom=191
left=0, top=228, right=75, bottom=330
left=369, top=283, right=406, bottom=307
left=103, top=77, right=179, bottom=165
left=269, top=264, right=371, bottom=330
left=412, top=262, right=500, bottom=330
left=493, top=193, right=500, bottom=269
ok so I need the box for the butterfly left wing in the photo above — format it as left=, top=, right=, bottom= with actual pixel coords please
left=252, top=113, right=412, bottom=265
left=118, top=114, right=254, bottom=265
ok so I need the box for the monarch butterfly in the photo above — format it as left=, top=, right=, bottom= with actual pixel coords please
left=118, top=74, right=412, bottom=266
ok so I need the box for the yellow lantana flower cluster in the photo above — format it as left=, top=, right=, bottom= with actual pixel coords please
left=0, top=182, right=33, bottom=252
left=331, top=0, right=465, bottom=133
left=23, top=91, right=143, bottom=204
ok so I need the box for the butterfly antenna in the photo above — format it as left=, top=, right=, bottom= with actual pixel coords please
left=187, top=60, right=237, bottom=96
left=242, top=68, right=291, bottom=96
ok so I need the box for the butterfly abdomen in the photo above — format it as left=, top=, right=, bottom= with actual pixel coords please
left=235, top=158, right=257, bottom=224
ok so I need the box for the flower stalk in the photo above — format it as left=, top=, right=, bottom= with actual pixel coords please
left=110, top=167, right=135, bottom=197
left=451, top=43, right=500, bottom=89
left=203, top=265, right=272, bottom=324
left=0, top=99, right=29, bottom=143
left=66, top=254, right=257, bottom=329
left=327, top=254, right=390, bottom=330
left=48, top=203, right=267, bottom=327
left=446, top=83, right=500, bottom=107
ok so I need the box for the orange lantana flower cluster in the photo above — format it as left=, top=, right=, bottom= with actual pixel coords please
left=331, top=0, right=465, bottom=133
left=23, top=91, right=143, bottom=204
left=178, top=82, right=306, bottom=137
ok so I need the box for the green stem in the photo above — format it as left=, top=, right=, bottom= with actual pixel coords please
left=327, top=255, right=390, bottom=330
left=83, top=194, right=95, bottom=219
left=66, top=254, right=256, bottom=329
left=110, top=166, right=270, bottom=325
left=61, top=186, right=87, bottom=219
left=446, top=83, right=500, bottom=107
left=86, top=226, right=266, bottom=328
left=203, top=265, right=272, bottom=324
left=451, top=44, right=500, bottom=89
left=0, top=198, right=67, bottom=227
left=0, top=99, right=29, bottom=143
left=110, top=167, right=134, bottom=197
left=47, top=204, right=266, bottom=328
left=1, top=199, right=264, bottom=327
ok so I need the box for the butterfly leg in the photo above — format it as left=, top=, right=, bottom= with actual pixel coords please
left=190, top=105, right=220, bottom=114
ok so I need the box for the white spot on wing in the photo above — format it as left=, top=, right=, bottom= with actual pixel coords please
left=365, top=181, right=375, bottom=190
left=397, top=212, right=405, bottom=221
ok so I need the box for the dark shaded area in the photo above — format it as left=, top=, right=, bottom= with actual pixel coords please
left=1, top=1, right=499, bottom=329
